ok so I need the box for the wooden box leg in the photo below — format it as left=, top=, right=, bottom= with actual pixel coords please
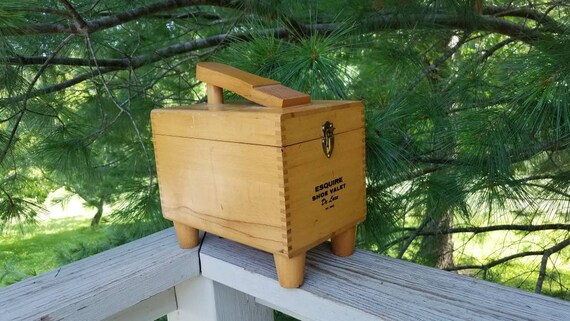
left=173, top=221, right=199, bottom=249
left=207, top=84, right=224, bottom=104
left=331, top=226, right=356, bottom=257
left=273, top=252, right=306, bottom=288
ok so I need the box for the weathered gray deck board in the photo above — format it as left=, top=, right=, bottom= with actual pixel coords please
left=0, top=228, right=200, bottom=321
left=200, top=235, right=570, bottom=321
left=3, top=227, right=569, bottom=321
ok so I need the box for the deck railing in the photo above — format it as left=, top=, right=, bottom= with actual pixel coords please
left=1, top=228, right=570, bottom=321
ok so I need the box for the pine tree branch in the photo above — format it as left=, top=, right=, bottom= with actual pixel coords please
left=86, top=58, right=201, bottom=143
left=1, top=28, right=293, bottom=105
left=58, top=0, right=88, bottom=32
left=523, top=183, right=570, bottom=199
left=4, top=13, right=545, bottom=107
left=4, top=7, right=72, bottom=18
left=400, top=223, right=570, bottom=234
left=2, top=67, right=120, bottom=106
left=409, top=32, right=471, bottom=90
left=0, top=34, right=76, bottom=165
left=411, top=156, right=461, bottom=165
left=446, top=237, right=570, bottom=280
left=411, top=138, right=570, bottom=167
left=364, top=13, right=544, bottom=43
left=1, top=30, right=233, bottom=104
left=516, top=173, right=570, bottom=183
left=4, top=55, right=132, bottom=68
left=376, top=166, right=443, bottom=190
left=480, top=38, right=517, bottom=62
left=85, top=0, right=234, bottom=34
left=0, top=4, right=560, bottom=112
left=383, top=223, right=570, bottom=252
left=397, top=216, right=431, bottom=259
left=511, top=139, right=570, bottom=163
left=447, top=97, right=513, bottom=113
left=483, top=6, right=565, bottom=33
left=121, top=11, right=222, bottom=21
left=85, top=34, right=155, bottom=197
left=0, top=0, right=554, bottom=44
left=535, top=238, right=570, bottom=294
left=0, top=186, right=15, bottom=206
left=25, top=108, right=64, bottom=124
left=0, top=112, right=22, bottom=123
left=5, top=28, right=287, bottom=68
left=4, top=31, right=244, bottom=67
left=1, top=0, right=234, bottom=36
left=445, top=250, right=544, bottom=272
left=374, top=163, right=568, bottom=196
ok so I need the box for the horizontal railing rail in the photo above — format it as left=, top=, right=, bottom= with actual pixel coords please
left=0, top=229, right=200, bottom=321
left=2, top=228, right=570, bottom=321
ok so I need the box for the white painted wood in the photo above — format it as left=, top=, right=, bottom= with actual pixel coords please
left=167, top=276, right=218, bottom=321
left=0, top=228, right=200, bottom=321
left=104, top=288, right=177, bottom=321
left=213, top=282, right=274, bottom=321
left=167, top=276, right=274, bottom=321
left=200, top=249, right=377, bottom=321
left=200, top=235, right=570, bottom=321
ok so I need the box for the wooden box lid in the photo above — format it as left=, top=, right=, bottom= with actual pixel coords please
left=151, top=63, right=364, bottom=147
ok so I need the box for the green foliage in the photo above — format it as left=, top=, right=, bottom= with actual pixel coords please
left=0, top=217, right=108, bottom=287
left=0, top=216, right=166, bottom=288
left=217, top=18, right=355, bottom=99
left=1, top=0, right=570, bottom=297
left=0, top=263, right=33, bottom=287
left=55, top=221, right=168, bottom=265
left=0, top=195, right=42, bottom=231
left=0, top=1, right=31, bottom=34
left=275, top=311, right=299, bottom=321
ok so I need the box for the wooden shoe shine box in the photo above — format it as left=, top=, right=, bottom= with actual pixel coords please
left=151, top=62, right=366, bottom=287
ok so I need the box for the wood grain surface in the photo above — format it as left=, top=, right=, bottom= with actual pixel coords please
left=284, top=128, right=366, bottom=256
left=151, top=100, right=363, bottom=146
left=200, top=235, right=570, bottom=321
left=152, top=100, right=365, bottom=259
left=0, top=229, right=200, bottom=321
left=154, top=134, right=288, bottom=254
left=196, top=62, right=310, bottom=108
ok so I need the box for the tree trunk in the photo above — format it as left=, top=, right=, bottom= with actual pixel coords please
left=419, top=209, right=454, bottom=269
left=91, top=198, right=104, bottom=226
left=435, top=210, right=454, bottom=269
left=416, top=32, right=457, bottom=270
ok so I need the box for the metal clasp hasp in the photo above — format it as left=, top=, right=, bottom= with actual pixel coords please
left=321, top=121, right=335, bottom=158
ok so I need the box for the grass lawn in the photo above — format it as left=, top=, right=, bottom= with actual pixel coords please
left=0, top=217, right=110, bottom=287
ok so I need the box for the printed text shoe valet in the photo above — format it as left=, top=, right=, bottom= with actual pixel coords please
left=151, top=62, right=366, bottom=288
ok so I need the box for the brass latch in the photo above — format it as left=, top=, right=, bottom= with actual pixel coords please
left=321, top=121, right=335, bottom=158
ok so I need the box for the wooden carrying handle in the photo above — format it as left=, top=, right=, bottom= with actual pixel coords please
left=196, top=62, right=311, bottom=108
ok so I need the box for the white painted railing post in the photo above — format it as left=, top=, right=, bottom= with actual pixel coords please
left=167, top=276, right=274, bottom=321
